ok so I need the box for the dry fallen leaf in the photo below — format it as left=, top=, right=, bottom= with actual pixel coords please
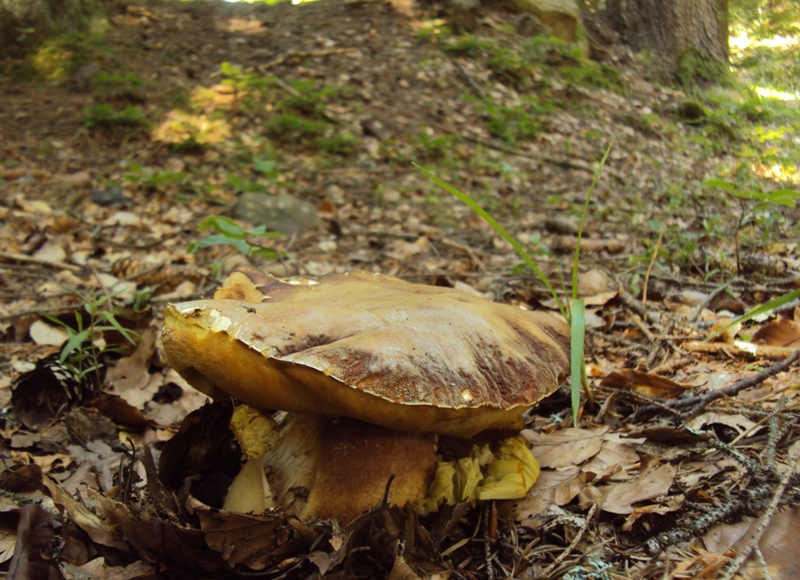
left=752, top=319, right=800, bottom=348
left=28, top=319, right=68, bottom=346
left=600, top=369, right=691, bottom=399
left=704, top=506, right=800, bottom=580
left=508, top=466, right=586, bottom=526
left=523, top=427, right=608, bottom=469
left=599, top=462, right=677, bottom=515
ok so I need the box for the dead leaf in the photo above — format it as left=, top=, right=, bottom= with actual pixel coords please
left=60, top=559, right=156, bottom=580
left=581, top=434, right=640, bottom=478
left=704, top=506, right=800, bottom=580
left=106, top=328, right=157, bottom=394
left=8, top=504, right=60, bottom=580
left=193, top=498, right=311, bottom=570
left=28, top=320, right=68, bottom=346
left=508, top=467, right=586, bottom=526
left=685, top=412, right=762, bottom=436
left=85, top=393, right=151, bottom=429
left=753, top=319, right=800, bottom=348
left=600, top=463, right=676, bottom=514
left=600, top=369, right=691, bottom=399
left=523, top=427, right=608, bottom=468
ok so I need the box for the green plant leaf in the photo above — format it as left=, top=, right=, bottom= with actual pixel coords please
left=573, top=140, right=613, bottom=301
left=98, top=311, right=139, bottom=345
left=60, top=330, right=92, bottom=364
left=198, top=216, right=246, bottom=238
left=703, top=179, right=738, bottom=193
left=765, top=188, right=800, bottom=207
left=570, top=298, right=585, bottom=426
left=414, top=163, right=567, bottom=321
left=189, top=234, right=251, bottom=255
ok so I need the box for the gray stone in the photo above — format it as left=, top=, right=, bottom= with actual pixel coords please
left=233, top=192, right=321, bottom=236
left=508, top=0, right=579, bottom=42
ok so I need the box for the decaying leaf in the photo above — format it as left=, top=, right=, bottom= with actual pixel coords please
left=704, top=506, right=800, bottom=580
left=523, top=426, right=608, bottom=469
left=599, top=462, right=677, bottom=515
left=752, top=319, right=800, bottom=348
left=600, top=369, right=691, bottom=399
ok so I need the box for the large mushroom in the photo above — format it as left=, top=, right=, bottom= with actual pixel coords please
left=161, top=267, right=570, bottom=522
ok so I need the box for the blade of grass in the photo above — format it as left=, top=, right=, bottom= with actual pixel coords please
left=414, top=163, right=567, bottom=321
left=706, top=288, right=800, bottom=341
left=570, top=298, right=585, bottom=426
left=572, top=139, right=614, bottom=300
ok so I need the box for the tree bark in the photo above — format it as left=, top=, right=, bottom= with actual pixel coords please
left=604, top=0, right=728, bottom=75
left=0, top=0, right=105, bottom=52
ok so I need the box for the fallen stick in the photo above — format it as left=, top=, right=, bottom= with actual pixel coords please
left=634, top=349, right=800, bottom=418
left=0, top=250, right=83, bottom=273
left=683, top=340, right=798, bottom=360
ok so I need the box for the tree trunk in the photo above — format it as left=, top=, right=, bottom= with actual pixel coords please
left=0, top=0, right=105, bottom=52
left=604, top=0, right=728, bottom=77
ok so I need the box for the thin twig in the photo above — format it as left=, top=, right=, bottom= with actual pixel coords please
left=440, top=237, right=487, bottom=271
left=0, top=250, right=83, bottom=273
left=683, top=340, right=799, bottom=360
left=688, top=278, right=743, bottom=323
left=542, top=502, right=598, bottom=579
left=635, top=350, right=800, bottom=418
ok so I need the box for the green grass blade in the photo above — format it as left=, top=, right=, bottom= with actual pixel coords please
left=572, top=140, right=614, bottom=299
left=570, top=298, right=585, bottom=426
left=706, top=288, right=800, bottom=341
left=414, top=163, right=567, bottom=321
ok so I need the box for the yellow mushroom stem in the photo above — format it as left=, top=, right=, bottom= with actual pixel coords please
left=224, top=405, right=541, bottom=522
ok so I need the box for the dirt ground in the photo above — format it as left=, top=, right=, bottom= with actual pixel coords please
left=1, top=0, right=799, bottom=578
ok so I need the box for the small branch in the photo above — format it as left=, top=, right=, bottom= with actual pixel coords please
left=0, top=250, right=83, bottom=273
left=634, top=350, right=800, bottom=418
left=688, top=278, right=743, bottom=323
left=440, top=237, right=487, bottom=271
left=683, top=341, right=799, bottom=360
left=542, top=502, right=597, bottom=579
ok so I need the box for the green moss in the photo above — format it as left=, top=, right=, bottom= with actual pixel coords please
left=80, top=104, right=146, bottom=128
left=675, top=48, right=734, bottom=89
left=266, top=114, right=329, bottom=143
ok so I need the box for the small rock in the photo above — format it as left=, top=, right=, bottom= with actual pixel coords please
left=233, top=192, right=321, bottom=236
left=92, top=185, right=132, bottom=207
left=544, top=216, right=579, bottom=235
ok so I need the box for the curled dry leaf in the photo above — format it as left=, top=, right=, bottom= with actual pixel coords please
left=600, top=369, right=691, bottom=399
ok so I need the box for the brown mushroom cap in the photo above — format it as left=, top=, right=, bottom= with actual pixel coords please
left=162, top=268, right=570, bottom=438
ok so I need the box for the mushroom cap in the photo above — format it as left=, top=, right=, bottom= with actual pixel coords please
left=162, top=267, right=570, bottom=438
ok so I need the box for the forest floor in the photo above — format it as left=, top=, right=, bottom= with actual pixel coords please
left=1, top=0, right=800, bottom=578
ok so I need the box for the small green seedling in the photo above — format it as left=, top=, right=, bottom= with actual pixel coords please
left=44, top=289, right=140, bottom=386
left=188, top=216, right=284, bottom=260
left=80, top=104, right=146, bottom=128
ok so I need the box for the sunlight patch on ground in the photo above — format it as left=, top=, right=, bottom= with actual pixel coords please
left=754, top=86, right=799, bottom=101
left=731, top=33, right=800, bottom=101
